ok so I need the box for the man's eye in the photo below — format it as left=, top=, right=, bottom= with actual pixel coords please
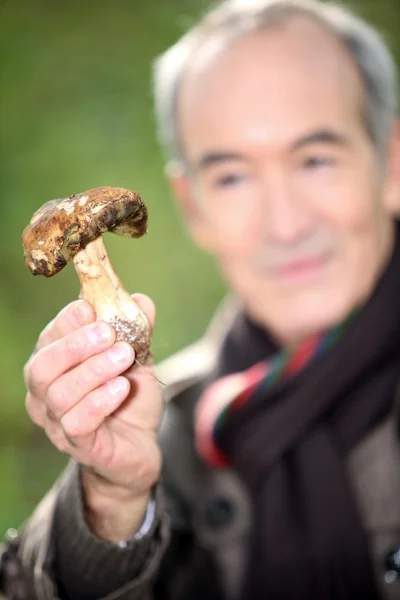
left=303, top=156, right=335, bottom=170
left=215, top=173, right=247, bottom=188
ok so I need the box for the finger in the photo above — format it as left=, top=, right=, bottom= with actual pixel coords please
left=131, top=293, right=156, bottom=331
left=26, top=391, right=45, bottom=428
left=59, top=376, right=130, bottom=441
left=25, top=321, right=115, bottom=399
left=45, top=341, right=135, bottom=421
left=36, top=300, right=95, bottom=351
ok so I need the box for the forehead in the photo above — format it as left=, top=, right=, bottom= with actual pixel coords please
left=178, top=19, right=365, bottom=157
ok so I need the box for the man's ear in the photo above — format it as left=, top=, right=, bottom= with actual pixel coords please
left=166, top=160, right=215, bottom=251
left=383, top=119, right=400, bottom=215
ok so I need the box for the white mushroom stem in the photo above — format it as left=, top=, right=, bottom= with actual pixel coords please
left=72, top=236, right=151, bottom=362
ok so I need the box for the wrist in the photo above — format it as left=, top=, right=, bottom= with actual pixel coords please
left=82, top=468, right=151, bottom=543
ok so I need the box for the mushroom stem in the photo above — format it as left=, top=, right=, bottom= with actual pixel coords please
left=72, top=236, right=151, bottom=362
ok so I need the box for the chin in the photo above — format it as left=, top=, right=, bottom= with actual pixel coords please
left=248, top=283, right=361, bottom=344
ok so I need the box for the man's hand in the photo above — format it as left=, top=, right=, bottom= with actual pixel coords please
left=24, top=295, right=163, bottom=541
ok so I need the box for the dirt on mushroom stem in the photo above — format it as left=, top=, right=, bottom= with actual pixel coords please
left=72, top=234, right=152, bottom=363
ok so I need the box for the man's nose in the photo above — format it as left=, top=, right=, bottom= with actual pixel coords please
left=260, top=172, right=313, bottom=244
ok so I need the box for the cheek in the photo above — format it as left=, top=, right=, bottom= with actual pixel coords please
left=199, top=197, right=262, bottom=255
left=301, top=157, right=381, bottom=231
left=307, top=177, right=383, bottom=279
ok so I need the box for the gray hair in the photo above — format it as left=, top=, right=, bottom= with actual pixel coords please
left=153, top=0, right=398, bottom=166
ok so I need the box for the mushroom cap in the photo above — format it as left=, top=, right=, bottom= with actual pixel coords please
left=22, top=186, right=148, bottom=277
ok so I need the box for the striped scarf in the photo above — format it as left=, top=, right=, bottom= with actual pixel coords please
left=195, top=311, right=357, bottom=468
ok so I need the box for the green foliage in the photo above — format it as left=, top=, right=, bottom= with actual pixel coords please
left=0, top=0, right=398, bottom=535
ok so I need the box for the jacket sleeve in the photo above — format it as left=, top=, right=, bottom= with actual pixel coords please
left=0, top=460, right=171, bottom=600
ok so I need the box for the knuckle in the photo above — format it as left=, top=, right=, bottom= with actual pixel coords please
left=37, top=318, right=55, bottom=349
left=52, top=433, right=73, bottom=455
left=24, top=352, right=48, bottom=395
left=23, top=360, right=32, bottom=388
left=62, top=422, right=78, bottom=439
left=25, top=393, right=44, bottom=427
left=25, top=393, right=33, bottom=415
left=45, top=403, right=57, bottom=422
left=46, top=381, right=68, bottom=419
left=61, top=416, right=83, bottom=440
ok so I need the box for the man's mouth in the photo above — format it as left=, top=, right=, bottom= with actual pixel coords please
left=270, top=253, right=331, bottom=286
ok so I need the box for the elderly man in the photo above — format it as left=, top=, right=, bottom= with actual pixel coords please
left=1, top=0, right=400, bottom=599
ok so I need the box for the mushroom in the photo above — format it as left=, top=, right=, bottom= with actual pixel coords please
left=22, top=186, right=152, bottom=363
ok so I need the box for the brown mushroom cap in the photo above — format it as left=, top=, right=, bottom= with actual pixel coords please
left=22, top=186, right=148, bottom=277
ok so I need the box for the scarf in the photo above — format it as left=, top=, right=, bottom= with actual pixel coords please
left=195, top=226, right=400, bottom=600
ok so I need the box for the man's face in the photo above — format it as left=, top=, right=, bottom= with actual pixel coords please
left=172, top=19, right=398, bottom=343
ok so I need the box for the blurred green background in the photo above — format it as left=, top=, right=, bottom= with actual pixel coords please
left=0, top=0, right=398, bottom=535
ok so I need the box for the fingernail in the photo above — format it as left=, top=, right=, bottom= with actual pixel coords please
left=108, top=377, right=128, bottom=397
left=88, top=322, right=112, bottom=345
left=108, top=343, right=132, bottom=365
